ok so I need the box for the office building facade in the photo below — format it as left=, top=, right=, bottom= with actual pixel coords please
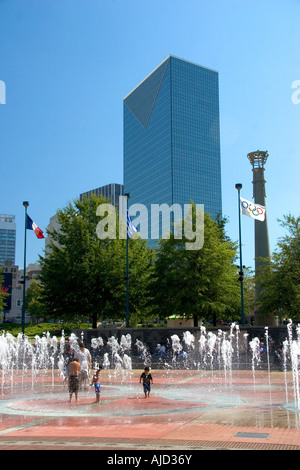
left=123, top=55, right=222, bottom=240
left=0, top=214, right=16, bottom=265
left=46, top=183, right=124, bottom=254
left=80, top=183, right=124, bottom=207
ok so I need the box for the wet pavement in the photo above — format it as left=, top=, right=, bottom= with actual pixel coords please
left=0, top=369, right=300, bottom=451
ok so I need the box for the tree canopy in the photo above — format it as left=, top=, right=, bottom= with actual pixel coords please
left=39, top=195, right=153, bottom=327
left=36, top=198, right=257, bottom=327
left=0, top=270, right=9, bottom=312
left=149, top=205, right=241, bottom=326
left=255, top=215, right=300, bottom=320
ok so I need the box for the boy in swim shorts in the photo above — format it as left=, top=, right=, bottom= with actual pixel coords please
left=68, top=357, right=80, bottom=403
left=139, top=366, right=153, bottom=398
left=90, top=366, right=102, bottom=404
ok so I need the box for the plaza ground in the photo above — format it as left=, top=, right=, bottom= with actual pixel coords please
left=0, top=368, right=299, bottom=451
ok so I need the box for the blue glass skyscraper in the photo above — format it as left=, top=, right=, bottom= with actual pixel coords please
left=123, top=55, right=222, bottom=241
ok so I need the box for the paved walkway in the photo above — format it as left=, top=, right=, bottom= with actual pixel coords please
left=0, top=369, right=300, bottom=451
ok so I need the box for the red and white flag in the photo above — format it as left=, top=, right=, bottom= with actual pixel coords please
left=26, top=214, right=45, bottom=239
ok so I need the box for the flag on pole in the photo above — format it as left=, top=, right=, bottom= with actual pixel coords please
left=240, top=197, right=266, bottom=222
left=26, top=214, right=45, bottom=239
left=127, top=213, right=137, bottom=238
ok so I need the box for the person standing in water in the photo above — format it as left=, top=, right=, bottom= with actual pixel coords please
left=68, top=357, right=80, bottom=403
left=139, top=366, right=153, bottom=398
left=90, top=365, right=102, bottom=404
left=77, top=342, right=92, bottom=391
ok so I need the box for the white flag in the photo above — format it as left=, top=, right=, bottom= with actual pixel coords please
left=127, top=212, right=138, bottom=238
left=240, top=197, right=266, bottom=222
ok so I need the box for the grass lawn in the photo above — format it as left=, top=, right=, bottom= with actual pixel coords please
left=0, top=322, right=91, bottom=340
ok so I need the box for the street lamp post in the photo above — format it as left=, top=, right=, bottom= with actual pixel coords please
left=124, top=193, right=130, bottom=328
left=235, top=184, right=245, bottom=326
left=22, top=201, right=29, bottom=336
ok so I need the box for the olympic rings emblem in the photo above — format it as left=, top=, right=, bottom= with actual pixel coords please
left=241, top=200, right=264, bottom=217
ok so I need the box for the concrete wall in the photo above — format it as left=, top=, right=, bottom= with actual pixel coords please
left=74, top=325, right=292, bottom=354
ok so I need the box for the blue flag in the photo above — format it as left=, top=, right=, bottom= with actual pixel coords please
left=127, top=213, right=137, bottom=238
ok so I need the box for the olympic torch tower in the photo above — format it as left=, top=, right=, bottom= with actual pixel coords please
left=247, top=150, right=274, bottom=325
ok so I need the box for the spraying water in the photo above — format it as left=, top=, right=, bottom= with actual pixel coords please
left=0, top=322, right=300, bottom=416
left=285, top=320, right=300, bottom=410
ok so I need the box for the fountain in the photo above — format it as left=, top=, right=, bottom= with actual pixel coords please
left=0, top=330, right=61, bottom=393
left=285, top=320, right=300, bottom=410
left=0, top=322, right=299, bottom=426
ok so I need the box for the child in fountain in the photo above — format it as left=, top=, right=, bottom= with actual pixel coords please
left=68, top=357, right=80, bottom=403
left=139, top=366, right=153, bottom=398
left=90, top=365, right=102, bottom=404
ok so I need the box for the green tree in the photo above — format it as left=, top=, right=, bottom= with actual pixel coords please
left=25, top=280, right=47, bottom=322
left=39, top=195, right=153, bottom=327
left=150, top=204, right=241, bottom=326
left=256, top=215, right=300, bottom=320
left=0, top=269, right=9, bottom=312
left=126, top=237, right=155, bottom=324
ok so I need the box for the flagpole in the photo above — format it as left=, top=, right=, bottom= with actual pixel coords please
left=124, top=193, right=130, bottom=328
left=22, top=201, right=29, bottom=336
left=235, top=184, right=245, bottom=326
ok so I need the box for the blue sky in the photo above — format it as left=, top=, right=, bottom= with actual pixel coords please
left=0, top=0, right=299, bottom=271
